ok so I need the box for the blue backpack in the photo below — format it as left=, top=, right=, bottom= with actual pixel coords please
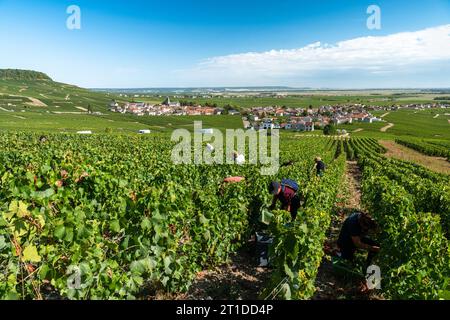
left=281, top=179, right=299, bottom=193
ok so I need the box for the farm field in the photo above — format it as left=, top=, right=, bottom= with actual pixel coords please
left=338, top=109, right=450, bottom=140
left=0, top=132, right=449, bottom=300
left=117, top=92, right=449, bottom=109
left=379, top=140, right=450, bottom=174
left=1, top=70, right=450, bottom=301
left=0, top=112, right=243, bottom=134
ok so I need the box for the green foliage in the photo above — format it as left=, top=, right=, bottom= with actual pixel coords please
left=0, top=69, right=52, bottom=81
left=262, top=153, right=346, bottom=300
left=396, top=138, right=450, bottom=160
left=0, top=132, right=342, bottom=300
left=323, top=124, right=337, bottom=136
left=352, top=137, right=450, bottom=299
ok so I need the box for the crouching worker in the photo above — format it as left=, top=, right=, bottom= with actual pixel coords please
left=268, top=179, right=301, bottom=221
left=337, top=211, right=380, bottom=269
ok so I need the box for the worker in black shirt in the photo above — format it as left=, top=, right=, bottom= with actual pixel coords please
left=314, top=157, right=326, bottom=177
left=337, top=211, right=380, bottom=269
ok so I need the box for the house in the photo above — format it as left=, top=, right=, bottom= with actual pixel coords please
left=108, top=100, right=119, bottom=111
left=293, top=121, right=314, bottom=132
left=138, top=129, right=151, bottom=134
left=202, top=108, right=215, bottom=115
left=351, top=113, right=370, bottom=122
left=261, top=121, right=275, bottom=130
left=333, top=116, right=352, bottom=125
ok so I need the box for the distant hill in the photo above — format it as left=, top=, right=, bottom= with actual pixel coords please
left=0, top=69, right=52, bottom=81
left=0, top=69, right=123, bottom=112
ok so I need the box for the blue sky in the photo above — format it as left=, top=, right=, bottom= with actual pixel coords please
left=0, top=0, right=449, bottom=88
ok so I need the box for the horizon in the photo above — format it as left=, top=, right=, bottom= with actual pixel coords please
left=0, top=0, right=449, bottom=88
left=2, top=68, right=450, bottom=91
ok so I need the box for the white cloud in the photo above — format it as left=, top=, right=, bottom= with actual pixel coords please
left=180, top=25, right=450, bottom=87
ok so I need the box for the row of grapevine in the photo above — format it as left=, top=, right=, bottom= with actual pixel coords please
left=396, top=138, right=450, bottom=160
left=0, top=132, right=260, bottom=299
left=350, top=137, right=450, bottom=299
left=0, top=132, right=345, bottom=300
left=262, top=152, right=346, bottom=299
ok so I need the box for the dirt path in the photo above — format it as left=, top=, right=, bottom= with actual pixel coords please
left=380, top=112, right=390, bottom=118
left=379, top=140, right=450, bottom=174
left=380, top=123, right=394, bottom=132
left=313, top=161, right=381, bottom=300
left=179, top=247, right=271, bottom=300
left=433, top=114, right=440, bottom=119
left=25, top=97, right=48, bottom=107
left=353, top=128, right=364, bottom=133
left=141, top=247, right=270, bottom=300
left=0, top=93, right=47, bottom=107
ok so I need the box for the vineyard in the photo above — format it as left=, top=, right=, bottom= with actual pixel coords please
left=395, top=138, right=450, bottom=160
left=0, top=132, right=449, bottom=300
left=347, top=137, right=450, bottom=299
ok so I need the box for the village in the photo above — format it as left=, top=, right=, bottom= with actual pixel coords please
left=109, top=97, right=449, bottom=132
left=108, top=97, right=240, bottom=117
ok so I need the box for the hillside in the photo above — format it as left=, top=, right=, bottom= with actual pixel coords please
left=0, top=69, right=121, bottom=112
left=0, top=69, right=52, bottom=81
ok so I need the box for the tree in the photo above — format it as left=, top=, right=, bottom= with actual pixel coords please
left=323, top=124, right=337, bottom=135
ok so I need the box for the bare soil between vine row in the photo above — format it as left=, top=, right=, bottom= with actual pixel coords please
left=312, top=161, right=382, bottom=300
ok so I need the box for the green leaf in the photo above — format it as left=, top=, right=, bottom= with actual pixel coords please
left=54, top=225, right=66, bottom=240
left=32, top=188, right=55, bottom=199
left=164, top=256, right=172, bottom=275
left=130, top=260, right=145, bottom=275
left=39, top=264, right=49, bottom=279
left=0, top=235, right=7, bottom=250
left=140, top=217, right=151, bottom=231
left=299, top=223, right=308, bottom=234
left=284, top=233, right=299, bottom=261
left=22, top=245, right=41, bottom=263
left=199, top=214, right=208, bottom=225
left=5, top=292, right=19, bottom=300
left=203, top=230, right=211, bottom=241
left=64, top=227, right=74, bottom=242
left=6, top=201, right=29, bottom=219
left=284, top=263, right=294, bottom=279
left=110, top=220, right=120, bottom=233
